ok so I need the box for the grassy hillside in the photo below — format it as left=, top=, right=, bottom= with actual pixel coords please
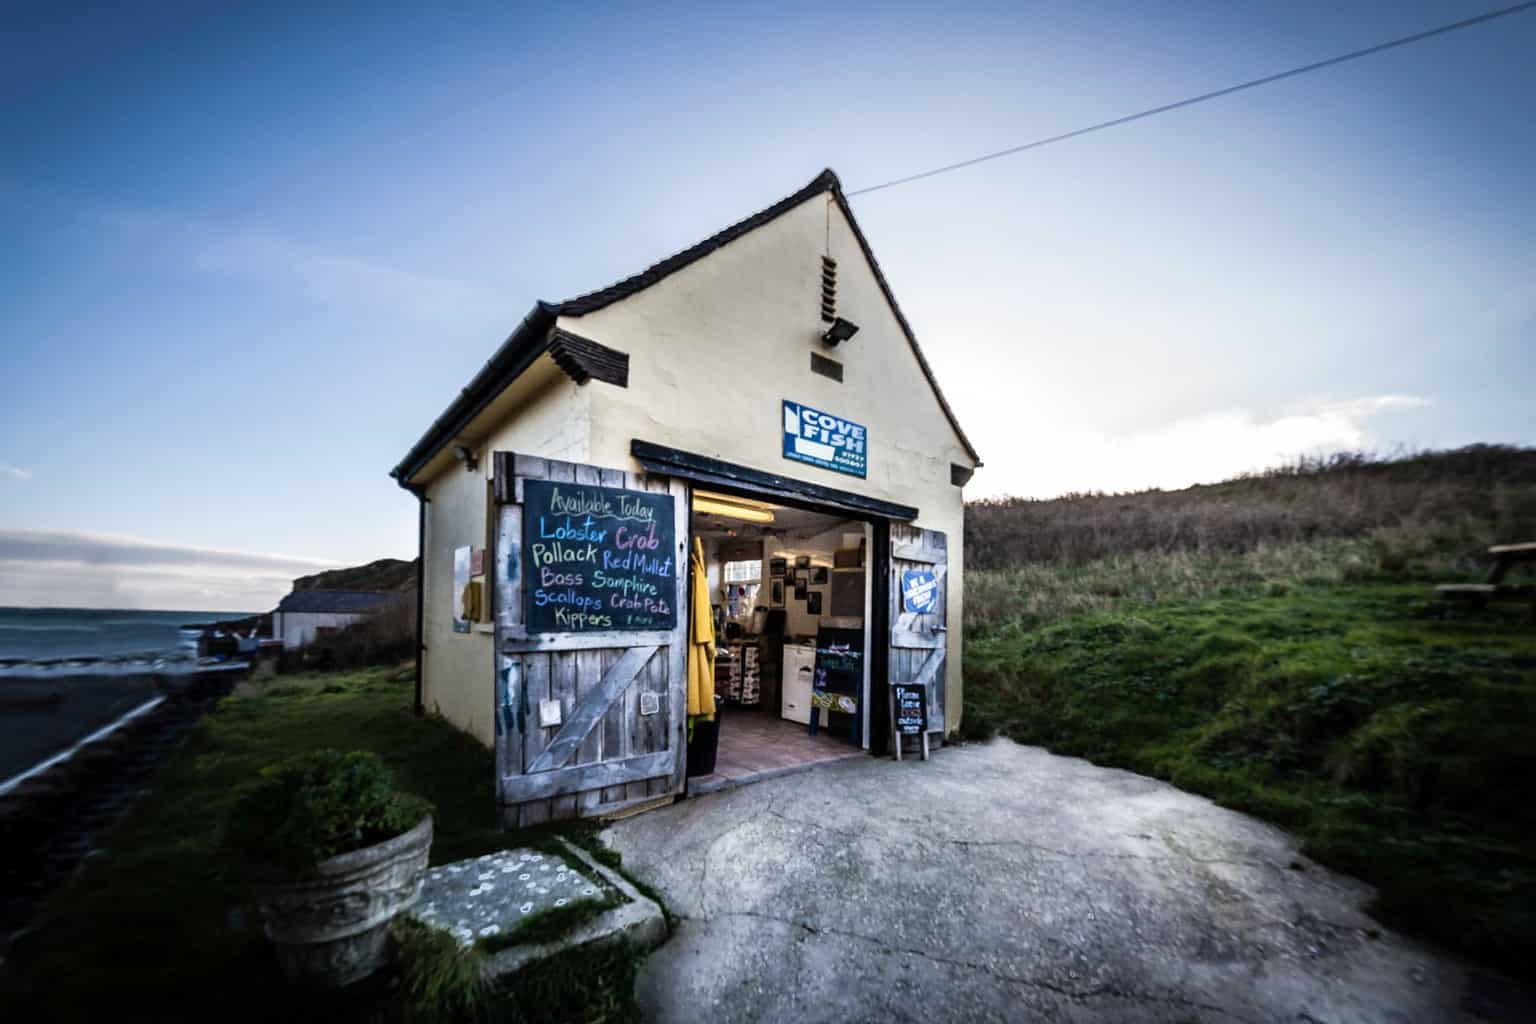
left=292, top=557, right=418, bottom=593
left=968, top=444, right=1536, bottom=570
left=961, top=446, right=1536, bottom=975
left=965, top=445, right=1536, bottom=628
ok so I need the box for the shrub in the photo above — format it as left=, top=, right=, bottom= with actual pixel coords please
left=223, top=749, right=433, bottom=877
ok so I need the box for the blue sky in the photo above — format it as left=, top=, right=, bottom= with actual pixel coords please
left=2, top=1, right=1533, bottom=610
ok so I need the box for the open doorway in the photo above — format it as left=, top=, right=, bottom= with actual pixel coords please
left=689, top=489, right=870, bottom=793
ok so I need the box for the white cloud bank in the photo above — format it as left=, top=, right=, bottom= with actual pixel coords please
left=973, top=395, right=1431, bottom=499
left=0, top=529, right=340, bottom=612
left=1, top=465, right=32, bottom=481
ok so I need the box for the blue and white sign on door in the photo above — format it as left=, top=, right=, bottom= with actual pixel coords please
left=902, top=569, right=939, bottom=614
left=782, top=400, right=868, bottom=478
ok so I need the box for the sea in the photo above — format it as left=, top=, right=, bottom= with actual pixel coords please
left=0, top=607, right=256, bottom=785
left=0, top=607, right=255, bottom=666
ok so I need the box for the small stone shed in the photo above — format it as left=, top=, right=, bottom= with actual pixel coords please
left=270, top=590, right=394, bottom=649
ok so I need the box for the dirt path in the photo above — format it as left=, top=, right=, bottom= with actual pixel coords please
left=602, top=738, right=1517, bottom=1023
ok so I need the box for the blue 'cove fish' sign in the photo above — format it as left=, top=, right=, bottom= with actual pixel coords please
left=902, top=569, right=939, bottom=614
left=782, top=400, right=868, bottom=478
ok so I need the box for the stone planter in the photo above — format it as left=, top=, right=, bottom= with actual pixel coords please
left=255, top=815, right=433, bottom=987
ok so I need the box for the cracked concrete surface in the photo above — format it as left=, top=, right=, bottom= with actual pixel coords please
left=601, top=738, right=1494, bottom=1023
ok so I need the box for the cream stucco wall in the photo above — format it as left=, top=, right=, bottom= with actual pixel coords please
left=558, top=194, right=975, bottom=731
left=419, top=365, right=592, bottom=747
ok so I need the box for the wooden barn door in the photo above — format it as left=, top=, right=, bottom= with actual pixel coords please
left=492, top=452, right=688, bottom=826
left=889, top=525, right=947, bottom=742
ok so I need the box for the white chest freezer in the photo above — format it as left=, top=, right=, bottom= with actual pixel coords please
left=780, top=643, right=818, bottom=725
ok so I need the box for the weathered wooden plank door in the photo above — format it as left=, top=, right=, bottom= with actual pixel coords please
left=492, top=452, right=688, bottom=826
left=889, top=525, right=947, bottom=741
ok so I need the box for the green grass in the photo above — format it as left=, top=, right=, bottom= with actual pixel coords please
left=571, top=840, right=680, bottom=932
left=477, top=895, right=622, bottom=954
left=0, top=667, right=647, bottom=1023
left=963, top=581, right=1536, bottom=974
left=391, top=917, right=493, bottom=1023
left=965, top=537, right=1379, bottom=627
left=498, top=941, right=644, bottom=1024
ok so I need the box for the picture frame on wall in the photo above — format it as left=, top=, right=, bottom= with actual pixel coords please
left=770, top=579, right=784, bottom=607
left=812, top=566, right=829, bottom=585
left=794, top=581, right=808, bottom=601
left=769, top=557, right=787, bottom=578
left=806, top=591, right=823, bottom=615
left=795, top=555, right=811, bottom=569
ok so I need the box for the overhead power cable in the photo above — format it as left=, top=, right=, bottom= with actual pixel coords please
left=846, top=2, right=1536, bottom=197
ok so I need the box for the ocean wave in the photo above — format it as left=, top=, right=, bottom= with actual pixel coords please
left=0, top=624, right=103, bottom=633
left=0, top=655, right=246, bottom=680
left=100, top=619, right=195, bottom=627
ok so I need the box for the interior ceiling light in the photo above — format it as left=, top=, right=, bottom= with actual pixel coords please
left=695, top=490, right=777, bottom=510
left=694, top=496, right=775, bottom=524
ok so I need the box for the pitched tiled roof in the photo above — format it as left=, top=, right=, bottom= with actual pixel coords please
left=275, top=590, right=395, bottom=614
left=390, top=169, right=980, bottom=485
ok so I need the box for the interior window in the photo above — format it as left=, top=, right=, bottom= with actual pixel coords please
left=723, top=560, right=761, bottom=584
left=720, top=560, right=761, bottom=622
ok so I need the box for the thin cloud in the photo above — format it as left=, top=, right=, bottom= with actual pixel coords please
left=0, top=529, right=345, bottom=611
left=0, top=528, right=336, bottom=576
left=0, top=465, right=31, bottom=481
left=187, top=223, right=505, bottom=322
left=1286, top=394, right=1431, bottom=419
left=74, top=192, right=505, bottom=322
left=0, top=559, right=295, bottom=612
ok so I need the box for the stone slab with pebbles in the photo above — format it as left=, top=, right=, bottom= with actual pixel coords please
left=408, top=838, right=667, bottom=979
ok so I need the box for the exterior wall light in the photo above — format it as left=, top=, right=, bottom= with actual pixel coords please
left=452, top=445, right=479, bottom=472
left=821, top=317, right=859, bottom=346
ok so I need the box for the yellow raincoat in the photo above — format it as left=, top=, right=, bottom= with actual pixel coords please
left=686, top=537, right=716, bottom=721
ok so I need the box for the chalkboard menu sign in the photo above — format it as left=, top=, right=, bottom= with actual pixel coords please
left=521, top=479, right=677, bottom=634
left=893, top=683, right=927, bottom=735
left=812, top=625, right=862, bottom=715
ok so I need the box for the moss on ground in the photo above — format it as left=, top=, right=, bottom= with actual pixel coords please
left=565, top=831, right=680, bottom=932
left=964, top=581, right=1536, bottom=974
left=0, top=667, right=648, bottom=1023
left=476, top=895, right=622, bottom=953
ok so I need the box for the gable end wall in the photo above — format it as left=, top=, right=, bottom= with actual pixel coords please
left=562, top=194, right=970, bottom=731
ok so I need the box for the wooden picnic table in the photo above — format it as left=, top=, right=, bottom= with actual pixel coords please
left=1487, top=543, right=1536, bottom=582
left=1436, top=542, right=1536, bottom=614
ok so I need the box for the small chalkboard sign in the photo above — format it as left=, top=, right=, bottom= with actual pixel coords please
left=521, top=479, right=677, bottom=634
left=889, top=681, right=931, bottom=761
left=893, top=684, right=927, bottom=735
